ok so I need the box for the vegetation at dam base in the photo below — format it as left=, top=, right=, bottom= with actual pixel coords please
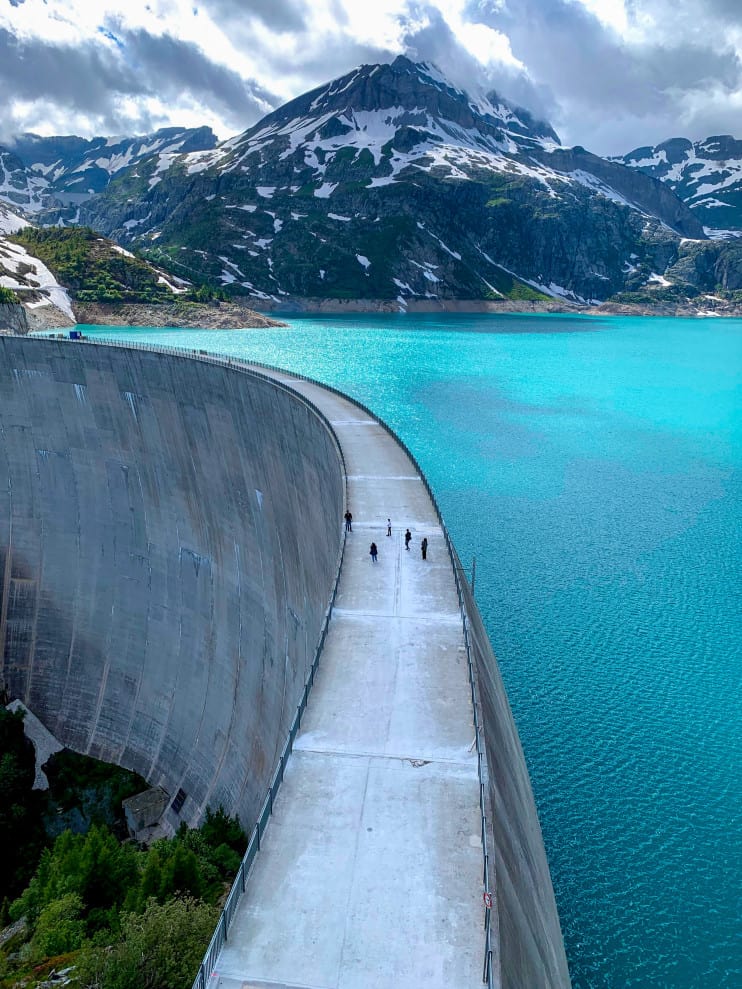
left=0, top=708, right=247, bottom=989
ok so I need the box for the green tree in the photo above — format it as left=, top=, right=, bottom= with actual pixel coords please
left=157, top=844, right=203, bottom=902
left=200, top=806, right=247, bottom=856
left=11, top=825, right=140, bottom=933
left=138, top=849, right=165, bottom=905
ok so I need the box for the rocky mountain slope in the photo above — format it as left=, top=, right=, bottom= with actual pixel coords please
left=2, top=57, right=740, bottom=311
left=69, top=57, right=708, bottom=308
left=0, top=126, right=217, bottom=217
left=0, top=229, right=76, bottom=325
left=617, top=136, right=742, bottom=234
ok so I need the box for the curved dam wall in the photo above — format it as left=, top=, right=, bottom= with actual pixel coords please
left=458, top=563, right=571, bottom=988
left=0, top=337, right=343, bottom=830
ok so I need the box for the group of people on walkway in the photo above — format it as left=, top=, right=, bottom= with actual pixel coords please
left=344, top=511, right=429, bottom=563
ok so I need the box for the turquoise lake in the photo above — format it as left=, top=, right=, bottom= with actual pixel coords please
left=78, top=313, right=741, bottom=988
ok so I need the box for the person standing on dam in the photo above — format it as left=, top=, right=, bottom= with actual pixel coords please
left=404, top=528, right=412, bottom=550
left=369, top=542, right=378, bottom=563
left=421, top=537, right=428, bottom=560
left=387, top=518, right=392, bottom=537
left=344, top=510, right=353, bottom=532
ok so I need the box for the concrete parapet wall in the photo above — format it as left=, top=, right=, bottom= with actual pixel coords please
left=0, top=338, right=343, bottom=830
left=458, top=565, right=571, bottom=988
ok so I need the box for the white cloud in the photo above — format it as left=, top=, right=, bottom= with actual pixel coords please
left=1, top=0, right=741, bottom=154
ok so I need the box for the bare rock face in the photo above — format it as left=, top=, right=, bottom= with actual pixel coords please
left=532, top=145, right=706, bottom=239
left=0, top=302, right=30, bottom=335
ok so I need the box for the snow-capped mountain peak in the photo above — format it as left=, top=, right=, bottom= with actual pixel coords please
left=220, top=55, right=561, bottom=182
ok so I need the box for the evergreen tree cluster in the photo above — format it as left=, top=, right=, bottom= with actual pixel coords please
left=0, top=703, right=246, bottom=989
left=2, top=809, right=245, bottom=988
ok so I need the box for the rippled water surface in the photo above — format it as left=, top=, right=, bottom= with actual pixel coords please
left=80, top=313, right=741, bottom=988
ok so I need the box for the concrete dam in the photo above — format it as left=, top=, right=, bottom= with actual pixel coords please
left=0, top=336, right=344, bottom=829
left=0, top=336, right=571, bottom=988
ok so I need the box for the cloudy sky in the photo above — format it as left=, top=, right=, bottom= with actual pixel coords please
left=2, top=0, right=741, bottom=155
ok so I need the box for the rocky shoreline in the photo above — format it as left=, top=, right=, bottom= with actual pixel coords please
left=250, top=296, right=742, bottom=318
left=72, top=300, right=286, bottom=328
left=16, top=298, right=285, bottom=331
left=11, top=295, right=742, bottom=335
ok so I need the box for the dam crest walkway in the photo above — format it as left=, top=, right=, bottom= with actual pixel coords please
left=211, top=367, right=485, bottom=989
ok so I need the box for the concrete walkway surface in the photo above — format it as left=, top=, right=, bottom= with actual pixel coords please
left=212, top=370, right=484, bottom=989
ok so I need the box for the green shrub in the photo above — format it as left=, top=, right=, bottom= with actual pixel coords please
left=31, top=893, right=86, bottom=959
left=75, top=897, right=218, bottom=989
left=6, top=803, right=246, bottom=985
left=199, top=806, right=247, bottom=855
left=11, top=825, right=140, bottom=932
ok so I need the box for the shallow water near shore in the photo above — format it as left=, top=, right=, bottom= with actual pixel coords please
left=77, top=312, right=741, bottom=989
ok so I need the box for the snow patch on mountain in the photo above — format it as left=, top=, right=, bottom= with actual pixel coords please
left=314, top=183, right=337, bottom=198
left=0, top=128, right=219, bottom=215
left=618, top=135, right=742, bottom=230
left=0, top=203, right=29, bottom=234
left=0, top=238, right=74, bottom=318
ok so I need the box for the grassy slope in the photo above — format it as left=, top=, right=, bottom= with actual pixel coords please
left=11, top=227, right=175, bottom=303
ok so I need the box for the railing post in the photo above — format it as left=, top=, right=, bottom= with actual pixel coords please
left=482, top=945, right=491, bottom=985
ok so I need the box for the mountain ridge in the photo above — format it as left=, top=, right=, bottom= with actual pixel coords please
left=0, top=126, right=218, bottom=215
left=616, top=134, right=742, bottom=233
left=1, top=58, right=741, bottom=313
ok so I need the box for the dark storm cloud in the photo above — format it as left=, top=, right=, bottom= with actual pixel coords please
left=464, top=0, right=742, bottom=153
left=110, top=24, right=278, bottom=127
left=0, top=26, right=145, bottom=113
left=195, top=0, right=309, bottom=33
left=0, top=20, right=277, bottom=137
left=470, top=0, right=740, bottom=108
left=709, top=0, right=742, bottom=20
left=259, top=33, right=389, bottom=86
left=401, top=4, right=484, bottom=78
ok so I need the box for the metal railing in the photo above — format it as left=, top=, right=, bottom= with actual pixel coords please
left=47, top=333, right=494, bottom=988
